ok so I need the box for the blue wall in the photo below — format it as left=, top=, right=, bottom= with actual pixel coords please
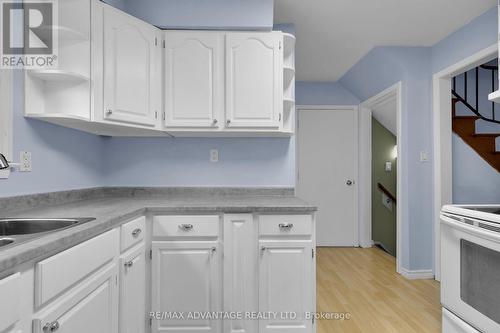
left=102, top=137, right=294, bottom=187
left=115, top=0, right=274, bottom=30
left=432, top=7, right=498, bottom=73
left=453, top=134, right=500, bottom=204
left=296, top=82, right=360, bottom=105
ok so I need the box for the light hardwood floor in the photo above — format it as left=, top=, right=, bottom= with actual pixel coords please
left=317, top=247, right=441, bottom=333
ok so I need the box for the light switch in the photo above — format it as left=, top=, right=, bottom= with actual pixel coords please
left=385, top=162, right=392, bottom=172
left=420, top=151, right=429, bottom=162
left=210, top=149, right=219, bottom=163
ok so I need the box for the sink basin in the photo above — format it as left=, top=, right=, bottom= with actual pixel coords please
left=0, top=238, right=14, bottom=247
left=0, top=218, right=95, bottom=249
left=0, top=218, right=94, bottom=236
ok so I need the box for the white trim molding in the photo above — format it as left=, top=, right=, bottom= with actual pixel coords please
left=432, top=44, right=497, bottom=281
left=400, top=268, right=435, bottom=280
left=359, top=82, right=403, bottom=275
left=0, top=70, right=13, bottom=179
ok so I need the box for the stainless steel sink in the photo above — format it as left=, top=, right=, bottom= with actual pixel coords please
left=0, top=218, right=95, bottom=249
left=0, top=238, right=14, bottom=247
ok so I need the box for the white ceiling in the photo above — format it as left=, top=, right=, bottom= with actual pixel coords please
left=274, top=0, right=496, bottom=81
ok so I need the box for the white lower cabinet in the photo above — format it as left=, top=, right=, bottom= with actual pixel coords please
left=151, top=241, right=221, bottom=333
left=150, top=214, right=315, bottom=333
left=119, top=243, right=146, bottom=333
left=11, top=213, right=315, bottom=333
left=33, top=263, right=118, bottom=333
left=259, top=241, right=314, bottom=333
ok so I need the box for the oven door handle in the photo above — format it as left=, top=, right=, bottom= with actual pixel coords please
left=441, top=214, right=500, bottom=243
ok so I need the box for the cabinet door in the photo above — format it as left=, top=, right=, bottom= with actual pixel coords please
left=152, top=242, right=221, bottom=333
left=226, top=33, right=283, bottom=128
left=34, top=263, right=118, bottom=333
left=103, top=6, right=161, bottom=127
left=119, top=244, right=146, bottom=333
left=259, top=241, right=313, bottom=333
left=165, top=32, right=223, bottom=128
left=223, top=214, right=258, bottom=333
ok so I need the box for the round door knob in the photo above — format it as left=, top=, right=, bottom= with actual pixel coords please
left=346, top=180, right=353, bottom=186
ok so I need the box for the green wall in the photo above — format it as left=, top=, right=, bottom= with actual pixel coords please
left=372, top=118, right=397, bottom=256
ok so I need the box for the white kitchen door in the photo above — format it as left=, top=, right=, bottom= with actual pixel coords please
left=296, top=108, right=358, bottom=247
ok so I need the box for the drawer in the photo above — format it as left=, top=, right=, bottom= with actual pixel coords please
left=0, top=273, right=20, bottom=332
left=153, top=215, right=219, bottom=238
left=259, top=215, right=312, bottom=237
left=121, top=216, right=146, bottom=252
left=35, top=228, right=119, bottom=307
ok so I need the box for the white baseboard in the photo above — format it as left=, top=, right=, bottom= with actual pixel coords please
left=400, top=268, right=435, bottom=280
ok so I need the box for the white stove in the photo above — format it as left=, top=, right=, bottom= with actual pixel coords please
left=441, top=205, right=500, bottom=333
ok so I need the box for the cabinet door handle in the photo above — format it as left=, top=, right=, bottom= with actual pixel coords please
left=179, top=224, right=194, bottom=231
left=261, top=246, right=267, bottom=252
left=226, top=119, right=231, bottom=125
left=279, top=223, right=294, bottom=230
left=212, top=119, right=218, bottom=126
left=124, top=260, right=134, bottom=268
left=43, top=321, right=60, bottom=332
left=211, top=247, right=217, bottom=253
left=106, top=109, right=113, bottom=116
left=132, top=228, right=142, bottom=237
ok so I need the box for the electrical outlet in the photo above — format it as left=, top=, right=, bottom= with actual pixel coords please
left=210, top=149, right=219, bottom=163
left=20, top=151, right=32, bottom=172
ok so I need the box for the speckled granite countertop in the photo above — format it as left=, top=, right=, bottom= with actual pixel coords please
left=0, top=187, right=316, bottom=275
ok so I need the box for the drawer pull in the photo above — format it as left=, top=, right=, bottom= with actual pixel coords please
left=179, top=224, right=194, bottom=231
left=279, top=223, right=294, bottom=230
left=131, top=228, right=142, bottom=237
left=124, top=261, right=134, bottom=268
left=43, top=321, right=60, bottom=332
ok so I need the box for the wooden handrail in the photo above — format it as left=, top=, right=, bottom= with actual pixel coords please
left=377, top=183, right=396, bottom=204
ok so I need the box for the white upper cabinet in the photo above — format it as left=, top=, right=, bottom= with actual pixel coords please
left=24, top=1, right=294, bottom=136
left=103, top=5, right=161, bottom=128
left=225, top=32, right=283, bottom=129
left=164, top=32, right=224, bottom=129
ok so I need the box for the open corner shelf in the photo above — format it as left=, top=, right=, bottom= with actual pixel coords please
left=284, top=66, right=295, bottom=86
left=28, top=70, right=90, bottom=83
left=40, top=25, right=89, bottom=43
left=284, top=98, right=295, bottom=109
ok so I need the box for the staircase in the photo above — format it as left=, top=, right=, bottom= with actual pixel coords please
left=452, top=62, right=500, bottom=172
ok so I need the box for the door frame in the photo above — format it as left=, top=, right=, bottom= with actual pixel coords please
left=358, top=82, right=403, bottom=274
left=295, top=105, right=360, bottom=247
left=432, top=43, right=497, bottom=281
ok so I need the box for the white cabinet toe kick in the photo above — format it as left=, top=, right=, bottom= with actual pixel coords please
left=5, top=212, right=316, bottom=333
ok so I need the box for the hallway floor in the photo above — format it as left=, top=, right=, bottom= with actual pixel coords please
left=317, top=247, right=441, bottom=333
